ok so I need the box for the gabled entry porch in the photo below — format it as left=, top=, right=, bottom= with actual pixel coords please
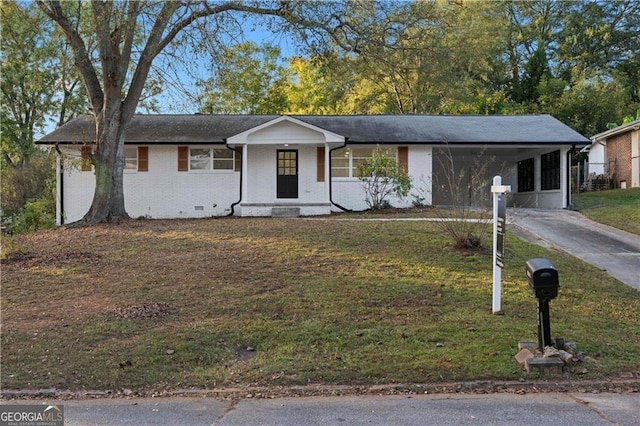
left=226, top=116, right=345, bottom=217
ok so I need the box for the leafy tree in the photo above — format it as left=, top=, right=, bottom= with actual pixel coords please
left=1, top=1, right=84, bottom=168
left=557, top=0, right=640, bottom=81
left=1, top=1, right=84, bottom=219
left=515, top=43, right=552, bottom=104
left=537, top=75, right=632, bottom=137
left=316, top=0, right=508, bottom=115
left=500, top=0, right=639, bottom=133
left=358, top=148, right=411, bottom=211
left=284, top=54, right=355, bottom=114
left=198, top=42, right=289, bottom=114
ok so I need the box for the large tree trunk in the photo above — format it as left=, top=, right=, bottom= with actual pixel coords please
left=76, top=97, right=130, bottom=225
left=82, top=126, right=128, bottom=224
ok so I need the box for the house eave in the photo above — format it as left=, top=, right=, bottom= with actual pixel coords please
left=590, top=118, right=640, bottom=142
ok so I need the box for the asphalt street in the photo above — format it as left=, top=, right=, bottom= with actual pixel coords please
left=4, top=392, right=639, bottom=425
left=510, top=208, right=640, bottom=290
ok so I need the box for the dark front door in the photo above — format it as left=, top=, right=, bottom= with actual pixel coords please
left=277, top=150, right=298, bottom=198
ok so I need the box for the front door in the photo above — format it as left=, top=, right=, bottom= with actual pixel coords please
left=277, top=150, right=298, bottom=198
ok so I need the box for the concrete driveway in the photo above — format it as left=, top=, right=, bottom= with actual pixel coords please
left=510, top=209, right=640, bottom=290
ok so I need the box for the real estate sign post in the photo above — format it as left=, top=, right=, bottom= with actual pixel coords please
left=491, top=176, right=511, bottom=314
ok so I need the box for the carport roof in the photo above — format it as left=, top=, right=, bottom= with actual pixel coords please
left=37, top=114, right=590, bottom=145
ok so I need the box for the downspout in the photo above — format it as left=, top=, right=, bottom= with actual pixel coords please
left=55, top=144, right=64, bottom=225
left=225, top=139, right=242, bottom=217
left=329, top=137, right=367, bottom=213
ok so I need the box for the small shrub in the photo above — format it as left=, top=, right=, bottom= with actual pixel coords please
left=422, top=147, right=499, bottom=250
left=8, top=199, right=55, bottom=234
left=358, top=147, right=412, bottom=210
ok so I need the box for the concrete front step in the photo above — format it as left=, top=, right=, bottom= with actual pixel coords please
left=271, top=207, right=300, bottom=218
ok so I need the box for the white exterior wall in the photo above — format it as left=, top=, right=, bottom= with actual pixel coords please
left=510, top=147, right=568, bottom=209
left=126, top=145, right=239, bottom=218
left=60, top=147, right=95, bottom=224
left=331, top=145, right=432, bottom=211
left=244, top=145, right=276, bottom=203
left=59, top=145, right=240, bottom=224
left=587, top=142, right=606, bottom=175
left=243, top=145, right=326, bottom=204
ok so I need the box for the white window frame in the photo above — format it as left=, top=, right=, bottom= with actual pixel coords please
left=189, top=147, right=234, bottom=172
left=331, top=147, right=396, bottom=179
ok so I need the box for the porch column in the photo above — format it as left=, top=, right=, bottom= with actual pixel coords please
left=325, top=143, right=331, bottom=200
left=562, top=146, right=570, bottom=209
left=242, top=144, right=249, bottom=204
left=56, top=154, right=62, bottom=226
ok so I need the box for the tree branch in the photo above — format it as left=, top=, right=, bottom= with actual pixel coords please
left=36, top=0, right=104, bottom=114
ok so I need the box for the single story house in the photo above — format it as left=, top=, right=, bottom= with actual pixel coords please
left=584, top=118, right=640, bottom=189
left=37, top=114, right=590, bottom=224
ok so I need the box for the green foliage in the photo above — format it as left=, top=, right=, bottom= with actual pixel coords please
left=1, top=1, right=84, bottom=168
left=7, top=199, right=55, bottom=235
left=1, top=0, right=83, bottom=227
left=537, top=76, right=633, bottom=137
left=283, top=54, right=354, bottom=114
left=192, top=1, right=638, bottom=136
left=357, top=148, right=411, bottom=210
left=198, top=42, right=289, bottom=114
left=0, top=150, right=55, bottom=217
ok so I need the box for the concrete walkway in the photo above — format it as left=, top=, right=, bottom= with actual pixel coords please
left=509, top=208, right=640, bottom=290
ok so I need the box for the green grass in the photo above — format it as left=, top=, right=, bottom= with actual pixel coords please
left=2, top=218, right=639, bottom=392
left=572, top=188, right=640, bottom=235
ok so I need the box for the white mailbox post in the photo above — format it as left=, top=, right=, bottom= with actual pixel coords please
left=491, top=175, right=511, bottom=314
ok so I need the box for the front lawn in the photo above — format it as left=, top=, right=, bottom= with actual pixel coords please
left=2, top=217, right=639, bottom=392
left=572, top=188, right=640, bottom=235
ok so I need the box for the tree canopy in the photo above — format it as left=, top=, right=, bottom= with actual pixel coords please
left=197, top=0, right=639, bottom=136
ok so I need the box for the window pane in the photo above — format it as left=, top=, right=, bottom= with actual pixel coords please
left=332, top=158, right=349, bottom=168
left=332, top=168, right=349, bottom=177
left=331, top=148, right=349, bottom=159
left=213, top=159, right=233, bottom=170
left=351, top=148, right=372, bottom=159
left=331, top=148, right=351, bottom=177
left=517, top=158, right=535, bottom=192
left=190, top=148, right=210, bottom=170
left=124, top=146, right=137, bottom=170
left=541, top=150, right=560, bottom=190
left=213, top=149, right=233, bottom=159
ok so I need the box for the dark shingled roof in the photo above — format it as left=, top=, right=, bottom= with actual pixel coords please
left=37, top=114, right=590, bottom=145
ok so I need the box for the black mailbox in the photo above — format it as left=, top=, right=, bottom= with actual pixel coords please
left=526, top=258, right=559, bottom=300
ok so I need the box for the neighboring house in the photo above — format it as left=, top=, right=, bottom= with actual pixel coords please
left=37, top=114, right=589, bottom=224
left=586, top=119, right=640, bottom=189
